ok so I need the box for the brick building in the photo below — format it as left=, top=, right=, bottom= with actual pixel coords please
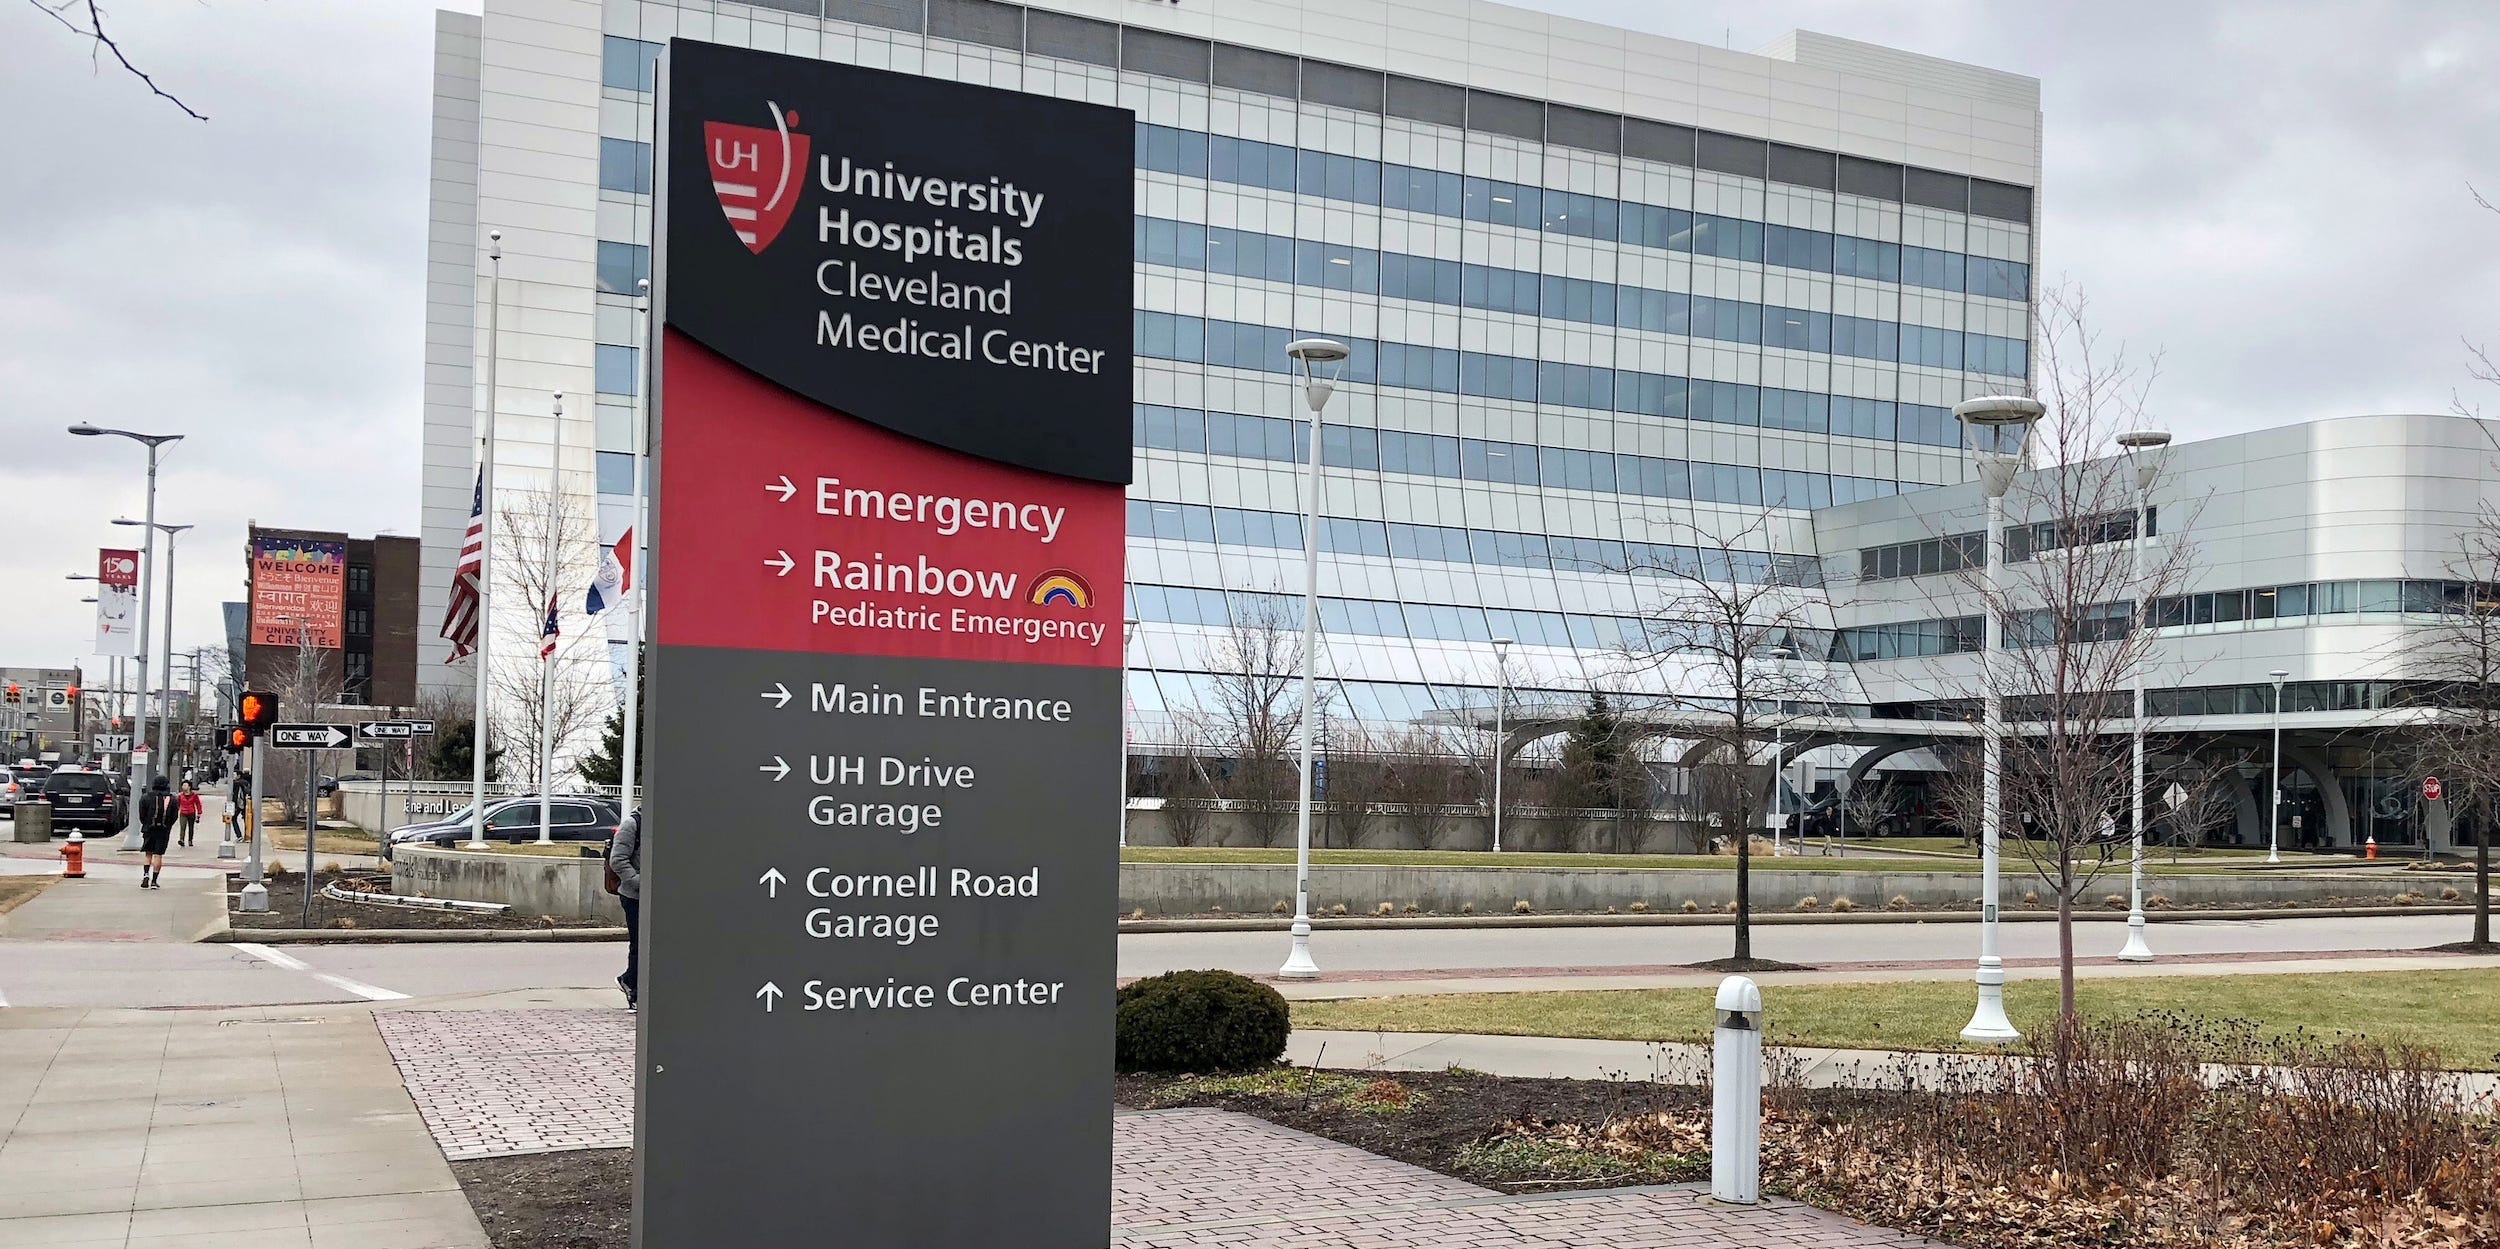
left=242, top=527, right=421, bottom=708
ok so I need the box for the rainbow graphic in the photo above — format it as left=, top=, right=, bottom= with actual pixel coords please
left=1029, top=569, right=1093, bottom=609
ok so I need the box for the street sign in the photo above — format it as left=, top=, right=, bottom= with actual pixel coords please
left=357, top=721, right=414, bottom=740
left=2164, top=781, right=2188, bottom=811
left=405, top=719, right=437, bottom=737
left=44, top=688, right=70, bottom=711
left=92, top=733, right=131, bottom=753
left=269, top=724, right=351, bottom=750
left=639, top=43, right=1130, bottom=1249
left=2423, top=775, right=2443, bottom=802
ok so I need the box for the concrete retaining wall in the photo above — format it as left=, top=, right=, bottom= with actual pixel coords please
left=393, top=845, right=624, bottom=923
left=1121, top=806, right=1709, bottom=854
left=1116, top=863, right=2389, bottom=917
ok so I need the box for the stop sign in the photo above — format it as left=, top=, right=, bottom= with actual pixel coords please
left=2423, top=776, right=2443, bottom=802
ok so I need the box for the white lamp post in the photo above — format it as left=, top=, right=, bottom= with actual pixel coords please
left=112, top=517, right=191, bottom=806
left=1277, top=338, right=1349, bottom=981
left=1491, top=636, right=1512, bottom=853
left=470, top=230, right=505, bottom=850
left=1765, top=645, right=1792, bottom=856
left=2267, top=668, right=2290, bottom=864
left=2114, top=430, right=2170, bottom=962
left=537, top=390, right=564, bottom=846
left=70, top=423, right=182, bottom=850
left=1955, top=393, right=2043, bottom=1046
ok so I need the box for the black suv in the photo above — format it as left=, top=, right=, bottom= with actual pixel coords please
left=40, top=770, right=127, bottom=832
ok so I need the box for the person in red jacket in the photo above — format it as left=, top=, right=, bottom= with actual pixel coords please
left=176, top=782, right=204, bottom=848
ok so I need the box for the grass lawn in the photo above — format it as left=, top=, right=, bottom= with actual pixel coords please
left=1843, top=836, right=2327, bottom=864
left=1295, top=970, right=2500, bottom=1070
left=0, top=877, right=55, bottom=916
left=266, top=825, right=379, bottom=853
left=1119, top=846, right=2245, bottom=875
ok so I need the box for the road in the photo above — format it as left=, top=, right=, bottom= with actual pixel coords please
left=0, top=913, right=2478, bottom=1009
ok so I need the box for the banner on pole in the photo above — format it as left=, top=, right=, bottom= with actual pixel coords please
left=95, top=548, right=141, bottom=657
left=249, top=538, right=347, bottom=649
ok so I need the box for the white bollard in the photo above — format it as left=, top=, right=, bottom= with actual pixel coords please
left=1710, top=974, right=1763, bottom=1205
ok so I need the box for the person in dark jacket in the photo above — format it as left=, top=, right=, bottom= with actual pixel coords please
left=137, top=775, right=178, bottom=888
left=609, top=808, right=642, bottom=1007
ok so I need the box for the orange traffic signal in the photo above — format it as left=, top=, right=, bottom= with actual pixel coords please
left=237, top=690, right=279, bottom=737
left=225, top=726, right=251, bottom=752
left=3, top=684, right=18, bottom=703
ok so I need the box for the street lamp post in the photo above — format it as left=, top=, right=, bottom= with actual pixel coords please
left=1277, top=338, right=1350, bottom=982
left=1491, top=636, right=1512, bottom=853
left=2267, top=668, right=2290, bottom=864
left=471, top=231, right=505, bottom=850
left=2115, top=430, right=2171, bottom=963
left=1765, top=646, right=1793, bottom=856
left=113, top=517, right=191, bottom=797
left=1955, top=394, right=2043, bottom=1046
left=69, top=423, right=182, bottom=850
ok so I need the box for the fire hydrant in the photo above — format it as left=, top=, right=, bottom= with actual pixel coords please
left=62, top=831, right=86, bottom=879
left=2365, top=835, right=2379, bottom=861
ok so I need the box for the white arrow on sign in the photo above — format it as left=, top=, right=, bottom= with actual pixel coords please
left=759, top=756, right=790, bottom=782
left=764, top=551, right=795, bottom=577
left=761, top=683, right=791, bottom=709
left=358, top=721, right=414, bottom=740
left=270, top=724, right=353, bottom=750
left=406, top=719, right=438, bottom=737
left=756, top=982, right=783, bottom=1012
left=758, top=867, right=786, bottom=898
left=767, top=475, right=797, bottom=503
left=92, top=734, right=132, bottom=753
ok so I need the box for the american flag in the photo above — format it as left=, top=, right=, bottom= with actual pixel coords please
left=439, top=469, right=485, bottom=662
left=540, top=594, right=561, bottom=659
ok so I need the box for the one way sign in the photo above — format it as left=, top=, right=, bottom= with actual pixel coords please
left=270, top=724, right=352, bottom=750
left=358, top=721, right=414, bottom=740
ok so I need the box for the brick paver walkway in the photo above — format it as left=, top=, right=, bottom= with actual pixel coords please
left=375, top=1009, right=1939, bottom=1247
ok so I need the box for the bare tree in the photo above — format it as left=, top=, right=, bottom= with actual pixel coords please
left=491, top=486, right=610, bottom=790
left=2157, top=757, right=2241, bottom=861
left=23, top=0, right=207, bottom=120
left=1622, top=511, right=1823, bottom=965
left=1955, top=286, right=2198, bottom=1025
left=2395, top=524, right=2500, bottom=949
left=1158, top=735, right=1218, bottom=848
left=1194, top=593, right=1313, bottom=849
left=1844, top=774, right=1899, bottom=841
left=266, top=633, right=342, bottom=819
left=1381, top=728, right=1471, bottom=850
left=1320, top=724, right=1394, bottom=848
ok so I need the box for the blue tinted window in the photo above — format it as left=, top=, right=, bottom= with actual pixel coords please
left=1833, top=236, right=1899, bottom=283
left=1763, top=306, right=1830, bottom=353
left=1619, top=202, right=1692, bottom=251
left=1833, top=397, right=1896, bottom=440
left=1136, top=217, right=1208, bottom=269
left=1133, top=311, right=1204, bottom=363
left=1461, top=264, right=1539, bottom=316
left=1689, top=380, right=1759, bottom=426
left=1379, top=431, right=1461, bottom=478
left=1761, top=389, right=1828, bottom=433
left=1538, top=361, right=1613, bottom=410
left=594, top=344, right=638, bottom=395
left=1617, top=287, right=1687, bottom=334
left=1459, top=352, right=1537, bottom=403
left=1901, top=245, right=1963, bottom=292
left=1296, top=149, right=1380, bottom=204
left=1686, top=214, right=1762, bottom=262
left=598, top=139, right=651, bottom=194
left=1615, top=372, right=1684, bottom=418
left=595, top=451, right=635, bottom=495
left=1539, top=274, right=1615, bottom=325
left=1380, top=253, right=1459, bottom=304
left=1618, top=455, right=1689, bottom=499
left=1133, top=404, right=1207, bottom=453
left=1378, top=343, right=1458, bottom=393
left=1320, top=519, right=1391, bottom=557
left=1542, top=190, right=1616, bottom=240
left=1461, top=438, right=1540, bottom=484
left=1968, top=332, right=2029, bottom=378
left=1968, top=255, right=2030, bottom=301
left=1540, top=447, right=1616, bottom=492
left=1295, top=239, right=1377, bottom=292
left=601, top=37, right=661, bottom=92
left=1382, top=164, right=1462, bottom=216
left=1137, top=123, right=1208, bottom=178
left=1765, top=224, right=1833, bottom=272
left=1319, top=424, right=1379, bottom=472
left=1208, top=135, right=1296, bottom=191
left=1691, top=296, right=1762, bottom=345
left=1832, top=314, right=1898, bottom=362
left=595, top=241, right=648, bottom=296
left=1902, top=324, right=1964, bottom=370
left=1462, top=177, right=1540, bottom=229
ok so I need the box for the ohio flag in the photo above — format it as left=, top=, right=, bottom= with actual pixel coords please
left=586, top=528, right=633, bottom=617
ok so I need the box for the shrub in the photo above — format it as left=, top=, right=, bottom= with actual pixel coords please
left=2021, top=890, right=2038, bottom=907
left=1115, top=970, right=1290, bottom=1073
left=1328, top=902, right=1348, bottom=916
left=1628, top=901, right=1650, bottom=913
left=1271, top=900, right=1289, bottom=915
left=1460, top=902, right=1475, bottom=915
left=1376, top=902, right=1395, bottom=916
left=1795, top=896, right=1820, bottom=912
left=2104, top=894, right=2127, bottom=910
left=1831, top=897, right=1855, bottom=913
left=1403, top=903, right=1421, bottom=914
left=2147, top=895, right=2173, bottom=910
left=1128, top=909, right=1146, bottom=920
left=1888, top=894, right=1912, bottom=910
left=1722, top=901, right=1738, bottom=914
left=1513, top=900, right=1533, bottom=914
left=1681, top=900, right=1700, bottom=914
left=2440, top=886, right=2462, bottom=901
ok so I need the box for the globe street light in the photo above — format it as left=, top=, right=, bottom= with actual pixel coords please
left=71, top=423, right=183, bottom=849
left=1955, top=394, right=2043, bottom=1046
left=1765, top=645, right=1793, bottom=857
left=1491, top=636, right=1513, bottom=853
left=114, top=518, right=193, bottom=797
left=1278, top=337, right=1350, bottom=981
left=2114, top=429, right=2172, bottom=963
left=2267, top=668, right=2291, bottom=864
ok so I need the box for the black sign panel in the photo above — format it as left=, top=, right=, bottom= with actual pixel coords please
left=639, top=40, right=1131, bottom=1249
left=661, top=40, right=1132, bottom=485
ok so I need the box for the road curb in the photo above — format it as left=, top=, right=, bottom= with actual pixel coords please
left=203, top=926, right=627, bottom=944
left=1115, top=903, right=2481, bottom=934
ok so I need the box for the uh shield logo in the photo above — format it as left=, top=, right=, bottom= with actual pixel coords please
left=705, top=102, right=811, bottom=254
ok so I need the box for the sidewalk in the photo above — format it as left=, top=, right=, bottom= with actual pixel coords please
left=0, top=857, right=226, bottom=944
left=0, top=1003, right=488, bottom=1249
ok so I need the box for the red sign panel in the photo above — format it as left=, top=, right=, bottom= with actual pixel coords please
left=249, top=537, right=346, bottom=649
left=2423, top=776, right=2442, bottom=802
left=655, top=331, right=1124, bottom=668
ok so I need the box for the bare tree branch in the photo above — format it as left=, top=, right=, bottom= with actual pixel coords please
left=26, top=0, right=209, bottom=121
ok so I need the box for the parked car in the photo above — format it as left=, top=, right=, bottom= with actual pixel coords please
left=6, top=765, right=54, bottom=801
left=39, top=769, right=126, bottom=832
left=381, top=796, right=623, bottom=861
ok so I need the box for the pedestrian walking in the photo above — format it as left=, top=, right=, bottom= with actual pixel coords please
left=137, top=776, right=178, bottom=888
left=228, top=769, right=251, bottom=841
left=176, top=782, right=203, bottom=848
left=608, top=807, right=642, bottom=1008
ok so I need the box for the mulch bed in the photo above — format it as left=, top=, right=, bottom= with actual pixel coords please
left=226, top=868, right=614, bottom=931
left=453, top=1149, right=633, bottom=1249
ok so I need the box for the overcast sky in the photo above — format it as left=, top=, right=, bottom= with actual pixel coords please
left=3, top=0, right=2496, bottom=677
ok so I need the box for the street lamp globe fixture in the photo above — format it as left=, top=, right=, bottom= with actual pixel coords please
left=1278, top=337, right=1350, bottom=981
left=1764, top=646, right=1793, bottom=855
left=2267, top=668, right=2291, bottom=864
left=1952, top=394, right=2042, bottom=1046
left=1490, top=637, right=1514, bottom=854
left=2112, top=428, right=2173, bottom=964
left=71, top=422, right=183, bottom=849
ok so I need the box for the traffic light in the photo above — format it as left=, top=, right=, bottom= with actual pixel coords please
left=225, top=725, right=250, bottom=753
left=4, top=684, right=18, bottom=703
left=64, top=686, right=79, bottom=702
left=237, top=690, right=279, bottom=738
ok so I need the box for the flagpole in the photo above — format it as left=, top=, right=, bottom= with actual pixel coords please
left=540, top=389, right=563, bottom=846
left=470, top=231, right=502, bottom=850
left=619, top=279, right=649, bottom=817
